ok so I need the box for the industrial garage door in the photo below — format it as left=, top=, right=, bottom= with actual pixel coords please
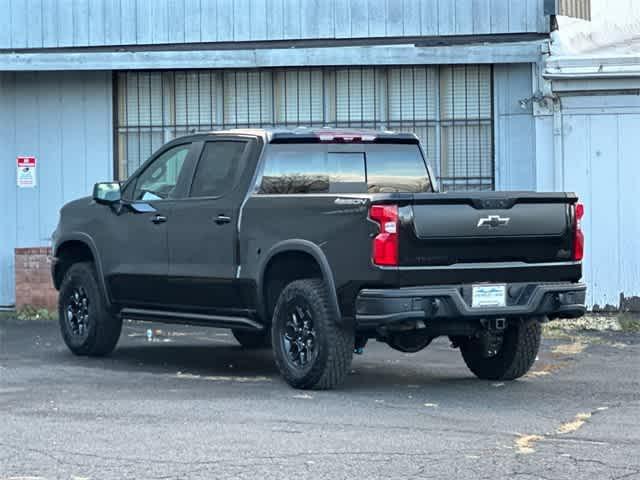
left=115, top=66, right=493, bottom=191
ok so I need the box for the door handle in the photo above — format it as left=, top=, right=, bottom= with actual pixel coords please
left=151, top=214, right=167, bottom=224
left=214, top=214, right=231, bottom=225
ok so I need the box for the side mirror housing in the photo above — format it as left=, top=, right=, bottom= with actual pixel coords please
left=93, top=182, right=121, bottom=204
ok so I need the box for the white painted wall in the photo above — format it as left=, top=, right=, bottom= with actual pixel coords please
left=558, top=94, right=640, bottom=308
left=554, top=0, right=640, bottom=56
left=591, top=0, right=640, bottom=23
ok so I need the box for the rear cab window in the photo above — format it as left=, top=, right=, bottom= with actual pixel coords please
left=257, top=143, right=433, bottom=194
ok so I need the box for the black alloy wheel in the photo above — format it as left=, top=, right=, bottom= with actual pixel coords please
left=65, top=287, right=90, bottom=340
left=281, top=300, right=318, bottom=369
left=58, top=262, right=122, bottom=356
left=271, top=279, right=354, bottom=390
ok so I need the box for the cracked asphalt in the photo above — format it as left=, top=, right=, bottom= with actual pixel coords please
left=1, top=318, right=639, bottom=480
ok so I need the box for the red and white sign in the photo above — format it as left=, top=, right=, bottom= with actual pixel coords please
left=17, top=156, right=37, bottom=188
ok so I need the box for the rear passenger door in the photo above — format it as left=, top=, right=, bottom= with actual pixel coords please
left=165, top=138, right=254, bottom=313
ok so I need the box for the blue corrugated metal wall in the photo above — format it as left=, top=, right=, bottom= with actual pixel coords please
left=0, top=65, right=538, bottom=306
left=0, top=0, right=549, bottom=49
left=494, top=64, right=537, bottom=190
left=0, top=71, right=113, bottom=306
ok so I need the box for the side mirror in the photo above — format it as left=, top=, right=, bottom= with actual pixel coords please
left=93, top=182, right=121, bottom=204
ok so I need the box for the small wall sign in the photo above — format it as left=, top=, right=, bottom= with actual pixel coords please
left=17, top=156, right=37, bottom=188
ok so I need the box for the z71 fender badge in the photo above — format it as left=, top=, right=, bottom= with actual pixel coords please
left=334, top=198, right=367, bottom=206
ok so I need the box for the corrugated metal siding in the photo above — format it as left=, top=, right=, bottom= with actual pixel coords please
left=561, top=95, right=640, bottom=308
left=0, top=0, right=550, bottom=49
left=0, top=71, right=113, bottom=306
left=493, top=64, right=537, bottom=190
left=557, top=0, right=591, bottom=20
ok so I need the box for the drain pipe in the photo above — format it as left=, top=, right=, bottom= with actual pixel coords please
left=530, top=41, right=562, bottom=192
left=539, top=40, right=564, bottom=191
left=552, top=96, right=564, bottom=191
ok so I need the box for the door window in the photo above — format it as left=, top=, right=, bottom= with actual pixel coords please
left=189, top=141, right=248, bottom=198
left=133, top=144, right=191, bottom=200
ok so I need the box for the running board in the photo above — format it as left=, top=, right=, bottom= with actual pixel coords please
left=120, top=308, right=264, bottom=331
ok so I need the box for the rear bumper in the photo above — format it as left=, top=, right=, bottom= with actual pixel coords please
left=355, top=282, right=586, bottom=329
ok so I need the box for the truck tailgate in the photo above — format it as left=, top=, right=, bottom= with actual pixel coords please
left=399, top=192, right=577, bottom=266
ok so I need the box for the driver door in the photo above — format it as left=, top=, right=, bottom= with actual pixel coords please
left=101, top=142, right=195, bottom=309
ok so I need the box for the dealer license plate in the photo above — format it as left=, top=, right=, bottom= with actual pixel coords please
left=472, top=285, right=506, bottom=308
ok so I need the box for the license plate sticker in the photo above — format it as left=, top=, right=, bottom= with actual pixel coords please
left=472, top=285, right=507, bottom=308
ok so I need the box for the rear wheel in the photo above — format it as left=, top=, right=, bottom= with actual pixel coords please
left=232, top=329, right=271, bottom=349
left=58, top=262, right=122, bottom=356
left=271, top=279, right=354, bottom=390
left=459, top=317, right=542, bottom=381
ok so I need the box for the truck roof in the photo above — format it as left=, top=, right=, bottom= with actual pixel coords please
left=201, top=127, right=420, bottom=145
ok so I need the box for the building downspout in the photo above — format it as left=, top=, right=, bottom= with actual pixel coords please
left=552, top=96, right=564, bottom=190
left=532, top=40, right=561, bottom=192
left=542, top=30, right=564, bottom=190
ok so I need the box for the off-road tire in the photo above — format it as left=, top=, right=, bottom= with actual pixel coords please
left=271, top=279, right=354, bottom=390
left=460, top=317, right=542, bottom=381
left=58, top=262, right=122, bottom=356
left=232, top=329, right=271, bottom=349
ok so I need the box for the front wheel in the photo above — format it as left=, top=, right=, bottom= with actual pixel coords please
left=271, top=279, right=354, bottom=390
left=459, top=317, right=542, bottom=381
left=58, top=262, right=122, bottom=356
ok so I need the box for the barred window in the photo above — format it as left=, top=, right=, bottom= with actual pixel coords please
left=116, top=66, right=493, bottom=190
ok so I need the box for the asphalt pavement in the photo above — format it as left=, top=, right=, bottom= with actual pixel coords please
left=1, top=318, right=638, bottom=480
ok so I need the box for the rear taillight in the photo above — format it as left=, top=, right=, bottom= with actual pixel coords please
left=573, top=202, right=584, bottom=261
left=370, top=204, right=399, bottom=266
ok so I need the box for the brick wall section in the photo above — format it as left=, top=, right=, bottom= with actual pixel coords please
left=15, top=247, right=57, bottom=311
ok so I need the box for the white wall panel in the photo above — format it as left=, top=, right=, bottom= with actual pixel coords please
left=560, top=95, right=640, bottom=308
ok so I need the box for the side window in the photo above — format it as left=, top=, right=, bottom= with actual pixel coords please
left=258, top=145, right=367, bottom=194
left=366, top=146, right=433, bottom=193
left=189, top=141, right=248, bottom=198
left=133, top=144, right=191, bottom=200
left=259, top=145, right=328, bottom=194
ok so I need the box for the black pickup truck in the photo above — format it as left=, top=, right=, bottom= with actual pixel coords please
left=51, top=128, right=586, bottom=389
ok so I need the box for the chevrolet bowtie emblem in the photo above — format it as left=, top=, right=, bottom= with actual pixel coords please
left=477, top=215, right=510, bottom=228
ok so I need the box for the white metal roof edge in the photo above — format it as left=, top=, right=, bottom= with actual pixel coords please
left=548, top=15, right=640, bottom=80
left=545, top=53, right=640, bottom=80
